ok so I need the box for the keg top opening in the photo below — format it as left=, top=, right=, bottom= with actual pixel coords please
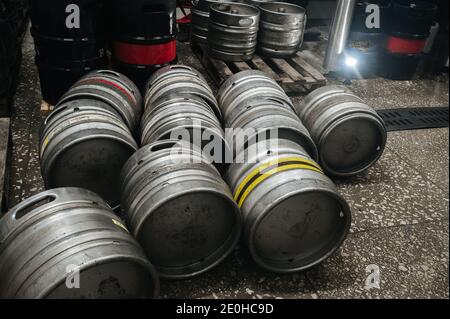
left=137, top=191, right=241, bottom=279
left=250, top=190, right=351, bottom=273
left=319, top=115, right=387, bottom=177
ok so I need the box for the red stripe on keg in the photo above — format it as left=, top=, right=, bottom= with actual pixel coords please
left=113, top=40, right=177, bottom=65
left=77, top=78, right=135, bottom=105
left=386, top=36, right=427, bottom=54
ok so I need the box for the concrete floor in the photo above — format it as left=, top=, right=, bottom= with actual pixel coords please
left=7, top=31, right=449, bottom=299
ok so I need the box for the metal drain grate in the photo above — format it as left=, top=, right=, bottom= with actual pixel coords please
left=377, top=107, right=449, bottom=132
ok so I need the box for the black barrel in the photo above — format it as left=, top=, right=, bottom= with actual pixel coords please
left=345, top=1, right=391, bottom=77
left=30, top=0, right=108, bottom=105
left=380, top=0, right=437, bottom=80
left=110, top=0, right=177, bottom=92
left=388, top=0, right=438, bottom=37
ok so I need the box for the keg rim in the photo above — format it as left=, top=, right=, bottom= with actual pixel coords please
left=318, top=112, right=387, bottom=177
left=134, top=188, right=242, bottom=280
left=259, top=2, right=307, bottom=16
left=246, top=186, right=352, bottom=273
left=210, top=3, right=261, bottom=17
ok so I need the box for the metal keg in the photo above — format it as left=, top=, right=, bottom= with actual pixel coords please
left=296, top=85, right=387, bottom=177
left=40, top=102, right=138, bottom=208
left=258, top=2, right=307, bottom=57
left=0, top=188, right=159, bottom=298
left=208, top=3, right=260, bottom=61
left=191, top=0, right=244, bottom=45
left=226, top=138, right=351, bottom=273
left=217, top=70, right=318, bottom=160
left=58, top=70, right=143, bottom=133
left=120, top=140, right=241, bottom=279
left=141, top=96, right=230, bottom=174
left=217, top=70, right=294, bottom=120
left=144, top=65, right=222, bottom=122
left=225, top=98, right=318, bottom=161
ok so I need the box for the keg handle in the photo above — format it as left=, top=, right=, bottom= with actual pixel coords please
left=10, top=193, right=57, bottom=221
left=96, top=70, right=121, bottom=78
left=149, top=141, right=179, bottom=153
left=239, top=18, right=255, bottom=28
left=43, top=105, right=70, bottom=126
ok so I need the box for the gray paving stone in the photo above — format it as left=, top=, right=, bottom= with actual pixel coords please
left=305, top=221, right=449, bottom=299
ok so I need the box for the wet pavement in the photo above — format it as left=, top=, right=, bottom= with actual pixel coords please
left=7, top=31, right=449, bottom=299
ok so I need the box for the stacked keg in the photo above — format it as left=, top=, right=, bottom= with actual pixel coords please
left=30, top=0, right=108, bottom=105
left=191, top=0, right=241, bottom=46
left=381, top=0, right=438, bottom=80
left=120, top=140, right=241, bottom=279
left=142, top=65, right=229, bottom=174
left=110, top=0, right=177, bottom=91
left=219, top=71, right=351, bottom=273
left=295, top=85, right=387, bottom=177
left=257, top=2, right=307, bottom=58
left=208, top=2, right=260, bottom=61
left=40, top=70, right=141, bottom=209
left=0, top=188, right=159, bottom=298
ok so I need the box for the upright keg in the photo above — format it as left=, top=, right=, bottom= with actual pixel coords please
left=0, top=188, right=159, bottom=299
left=257, top=2, right=307, bottom=58
left=120, top=140, right=241, bottom=279
left=218, top=70, right=318, bottom=160
left=144, top=65, right=222, bottom=122
left=296, top=85, right=387, bottom=177
left=58, top=70, right=143, bottom=133
left=191, top=0, right=243, bottom=46
left=30, top=0, right=108, bottom=104
left=110, top=0, right=177, bottom=91
left=208, top=3, right=260, bottom=61
left=40, top=100, right=138, bottom=208
left=227, top=138, right=351, bottom=273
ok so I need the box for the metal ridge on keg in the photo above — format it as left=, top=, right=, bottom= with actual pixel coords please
left=258, top=2, right=307, bottom=57
left=227, top=139, right=351, bottom=273
left=144, top=65, right=222, bottom=122
left=58, top=70, right=143, bottom=133
left=120, top=140, right=242, bottom=279
left=208, top=2, right=260, bottom=61
left=0, top=188, right=159, bottom=299
left=225, top=98, right=318, bottom=161
left=217, top=70, right=294, bottom=119
left=296, top=85, right=387, bottom=177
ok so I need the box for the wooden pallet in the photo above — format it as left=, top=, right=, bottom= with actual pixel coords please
left=192, top=42, right=327, bottom=96
left=0, top=118, right=11, bottom=214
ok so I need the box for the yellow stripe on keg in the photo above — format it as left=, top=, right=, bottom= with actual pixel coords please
left=234, top=157, right=324, bottom=208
